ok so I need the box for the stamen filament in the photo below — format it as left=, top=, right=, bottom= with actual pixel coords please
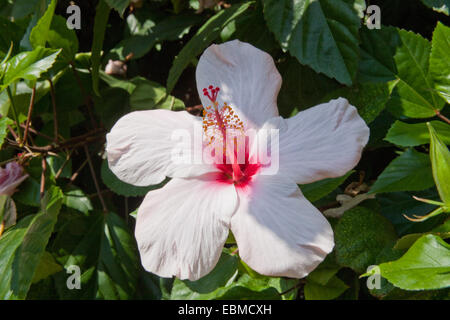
left=202, top=85, right=245, bottom=183
left=213, top=105, right=244, bottom=181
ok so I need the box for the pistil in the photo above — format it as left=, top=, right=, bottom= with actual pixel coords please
left=202, top=86, right=245, bottom=183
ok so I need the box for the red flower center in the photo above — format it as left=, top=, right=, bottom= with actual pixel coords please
left=215, top=153, right=261, bottom=188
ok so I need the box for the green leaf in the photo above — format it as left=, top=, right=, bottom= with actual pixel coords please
left=62, top=186, right=93, bottom=214
left=335, top=206, right=397, bottom=273
left=231, top=1, right=279, bottom=55
left=378, top=190, right=446, bottom=236
left=237, top=258, right=265, bottom=279
left=0, top=68, right=66, bottom=117
left=100, top=71, right=136, bottom=93
left=300, top=171, right=353, bottom=203
left=370, top=149, right=435, bottom=194
left=385, top=120, right=450, bottom=147
left=367, top=245, right=405, bottom=299
left=0, top=42, right=13, bottom=72
left=394, top=222, right=450, bottom=251
left=18, top=0, right=48, bottom=51
left=359, top=27, right=445, bottom=118
left=47, top=15, right=79, bottom=64
left=0, top=116, right=13, bottom=147
left=10, top=0, right=44, bottom=20
left=100, top=160, right=169, bottom=197
left=46, top=155, right=71, bottom=181
left=172, top=273, right=283, bottom=300
left=358, top=26, right=398, bottom=83
left=0, top=17, right=26, bottom=58
left=109, top=13, right=203, bottom=61
left=304, top=275, right=349, bottom=300
left=170, top=249, right=291, bottom=300
left=129, top=77, right=185, bottom=111
left=135, top=269, right=164, bottom=299
left=129, top=209, right=137, bottom=219
left=430, top=22, right=450, bottom=104
left=304, top=254, right=349, bottom=300
left=32, top=251, right=62, bottom=284
left=53, top=211, right=140, bottom=299
left=428, top=122, right=450, bottom=205
left=324, top=82, right=391, bottom=124
left=263, top=0, right=363, bottom=85
left=433, top=219, right=450, bottom=234
left=26, top=276, right=59, bottom=300
left=276, top=57, right=340, bottom=118
left=421, top=0, right=449, bottom=15
left=1, top=47, right=60, bottom=91
left=0, top=195, right=7, bottom=223
left=105, top=0, right=130, bottom=17
left=94, top=87, right=130, bottom=130
left=170, top=251, right=239, bottom=299
left=13, top=177, right=41, bottom=207
left=218, top=274, right=282, bottom=300
left=166, top=2, right=252, bottom=93
left=29, top=0, right=57, bottom=49
left=0, top=196, right=16, bottom=230
left=266, top=277, right=298, bottom=300
left=388, top=30, right=444, bottom=118
left=306, top=255, right=341, bottom=286
left=377, top=234, right=450, bottom=290
left=91, top=0, right=111, bottom=96
left=172, top=0, right=188, bottom=14
left=0, top=186, right=63, bottom=299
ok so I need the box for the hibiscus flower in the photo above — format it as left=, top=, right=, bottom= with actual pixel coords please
left=0, top=161, right=28, bottom=196
left=0, top=161, right=28, bottom=235
left=106, top=40, right=369, bottom=281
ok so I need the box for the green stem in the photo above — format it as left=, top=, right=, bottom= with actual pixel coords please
left=404, top=206, right=446, bottom=222
left=412, top=196, right=445, bottom=207
left=5, top=86, right=22, bottom=142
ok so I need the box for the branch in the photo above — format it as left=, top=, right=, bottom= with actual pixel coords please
left=54, top=150, right=73, bottom=179
left=40, top=156, right=47, bottom=199
left=48, top=79, right=59, bottom=142
left=435, top=110, right=450, bottom=125
left=19, top=123, right=54, bottom=142
left=6, top=128, right=105, bottom=153
left=23, top=86, right=36, bottom=146
left=69, top=158, right=88, bottom=185
left=84, top=145, right=108, bottom=213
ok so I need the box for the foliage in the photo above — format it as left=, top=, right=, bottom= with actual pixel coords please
left=0, top=0, right=449, bottom=300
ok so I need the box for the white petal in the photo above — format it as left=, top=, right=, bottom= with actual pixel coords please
left=135, top=175, right=238, bottom=280
left=263, top=98, right=370, bottom=184
left=196, top=40, right=281, bottom=128
left=231, top=175, right=334, bottom=279
left=106, top=110, right=214, bottom=186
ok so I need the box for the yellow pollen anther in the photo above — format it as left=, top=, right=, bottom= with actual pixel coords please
left=202, top=101, right=245, bottom=146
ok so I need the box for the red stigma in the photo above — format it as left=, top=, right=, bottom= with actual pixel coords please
left=203, top=85, right=220, bottom=103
